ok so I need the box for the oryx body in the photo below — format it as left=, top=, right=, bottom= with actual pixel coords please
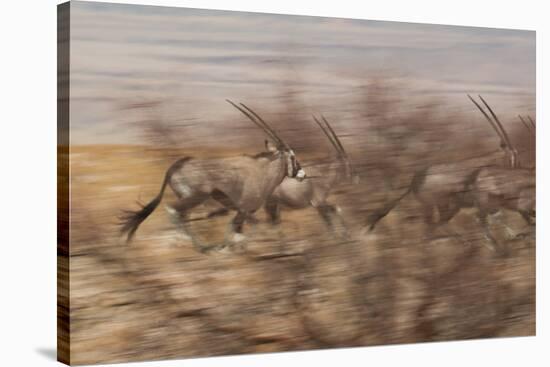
left=367, top=95, right=535, bottom=252
left=120, top=101, right=305, bottom=251
left=168, top=150, right=302, bottom=232
left=265, top=116, right=356, bottom=232
left=269, top=160, right=340, bottom=209
left=470, top=166, right=535, bottom=238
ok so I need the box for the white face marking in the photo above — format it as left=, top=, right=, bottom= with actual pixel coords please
left=296, top=169, right=306, bottom=181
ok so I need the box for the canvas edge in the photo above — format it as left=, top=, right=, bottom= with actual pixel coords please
left=57, top=1, right=71, bottom=365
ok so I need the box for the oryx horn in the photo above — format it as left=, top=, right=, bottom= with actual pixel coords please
left=312, top=115, right=342, bottom=156
left=226, top=99, right=282, bottom=146
left=519, top=115, right=533, bottom=135
left=239, top=102, right=290, bottom=149
left=527, top=115, right=536, bottom=130
left=322, top=115, right=349, bottom=159
left=468, top=94, right=508, bottom=149
left=478, top=95, right=515, bottom=151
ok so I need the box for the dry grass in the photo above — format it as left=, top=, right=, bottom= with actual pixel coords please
left=64, top=136, right=535, bottom=364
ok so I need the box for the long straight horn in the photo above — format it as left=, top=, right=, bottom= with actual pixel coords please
left=519, top=115, right=533, bottom=134
left=312, top=115, right=341, bottom=155
left=321, top=115, right=348, bottom=159
left=478, top=95, right=519, bottom=167
left=239, top=103, right=289, bottom=149
left=468, top=94, right=506, bottom=147
left=226, top=99, right=280, bottom=144
left=528, top=115, right=536, bottom=130
left=478, top=95, right=514, bottom=151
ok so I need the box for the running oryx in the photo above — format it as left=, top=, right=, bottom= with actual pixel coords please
left=366, top=95, right=535, bottom=252
left=263, top=115, right=358, bottom=236
left=119, top=100, right=306, bottom=252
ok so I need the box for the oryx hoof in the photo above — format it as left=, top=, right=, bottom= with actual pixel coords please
left=224, top=233, right=248, bottom=253
left=229, top=233, right=246, bottom=243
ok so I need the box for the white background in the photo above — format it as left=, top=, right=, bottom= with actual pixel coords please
left=0, top=0, right=546, bottom=366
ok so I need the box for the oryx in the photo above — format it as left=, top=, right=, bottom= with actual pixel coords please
left=119, top=100, right=306, bottom=252
left=263, top=115, right=358, bottom=235
left=366, top=95, right=535, bottom=252
left=467, top=165, right=535, bottom=251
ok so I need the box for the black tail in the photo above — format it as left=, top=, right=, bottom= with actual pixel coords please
left=119, top=157, right=190, bottom=243
left=366, top=168, right=427, bottom=231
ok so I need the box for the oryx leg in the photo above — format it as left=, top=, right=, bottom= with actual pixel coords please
left=165, top=194, right=210, bottom=252
left=491, top=210, right=517, bottom=238
left=231, top=211, right=247, bottom=233
left=476, top=209, right=501, bottom=253
left=421, top=202, right=467, bottom=247
left=206, top=189, right=236, bottom=219
left=316, top=203, right=350, bottom=238
left=420, top=203, right=437, bottom=240
left=265, top=197, right=281, bottom=225
left=223, top=211, right=251, bottom=251
left=424, top=200, right=462, bottom=240
left=429, top=200, right=465, bottom=243
left=263, top=198, right=293, bottom=252
left=317, top=203, right=336, bottom=228
left=438, top=200, right=463, bottom=233
left=438, top=200, right=461, bottom=225
left=474, top=191, right=505, bottom=254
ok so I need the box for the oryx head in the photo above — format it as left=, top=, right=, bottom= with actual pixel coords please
left=227, top=100, right=306, bottom=181
left=264, top=139, right=305, bottom=180
left=468, top=94, right=519, bottom=168
left=313, top=115, right=359, bottom=184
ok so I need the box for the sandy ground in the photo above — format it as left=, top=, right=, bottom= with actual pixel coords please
left=63, top=145, right=535, bottom=365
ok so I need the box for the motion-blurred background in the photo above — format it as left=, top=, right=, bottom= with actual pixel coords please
left=61, top=2, right=535, bottom=364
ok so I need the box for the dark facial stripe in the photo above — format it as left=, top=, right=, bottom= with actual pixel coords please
left=291, top=155, right=297, bottom=176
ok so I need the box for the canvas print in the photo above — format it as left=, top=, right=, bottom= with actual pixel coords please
left=57, top=1, right=536, bottom=365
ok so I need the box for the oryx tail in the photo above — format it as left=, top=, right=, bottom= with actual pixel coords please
left=119, top=157, right=191, bottom=243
